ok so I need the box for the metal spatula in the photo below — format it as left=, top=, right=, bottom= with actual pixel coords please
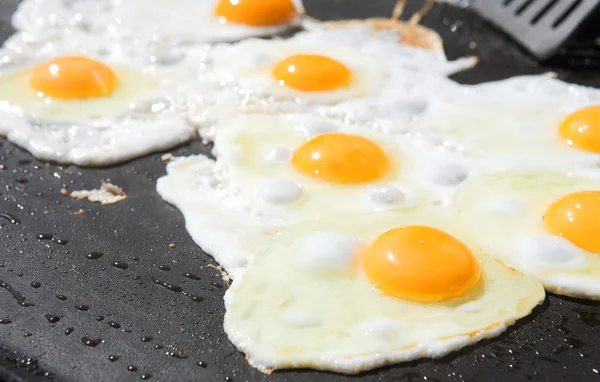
left=472, top=0, right=600, bottom=60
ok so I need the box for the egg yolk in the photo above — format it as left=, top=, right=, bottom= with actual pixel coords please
left=544, top=190, right=600, bottom=253
left=214, top=0, right=297, bottom=27
left=559, top=106, right=600, bottom=153
left=29, top=56, right=118, bottom=100
left=362, top=226, right=481, bottom=302
left=272, top=54, right=352, bottom=92
left=291, top=133, right=390, bottom=184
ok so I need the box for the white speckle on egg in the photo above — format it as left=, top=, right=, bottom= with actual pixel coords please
left=515, top=235, right=588, bottom=269
left=365, top=186, right=404, bottom=208
left=293, top=119, right=338, bottom=137
left=264, top=147, right=292, bottom=162
left=254, top=178, right=302, bottom=204
left=488, top=198, right=525, bottom=213
left=302, top=232, right=362, bottom=269
left=360, top=318, right=403, bottom=341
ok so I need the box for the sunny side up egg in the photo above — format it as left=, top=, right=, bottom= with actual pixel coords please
left=12, top=0, right=304, bottom=47
left=0, top=33, right=195, bottom=166
left=188, top=24, right=476, bottom=136
left=453, top=170, right=600, bottom=299
left=423, top=75, right=600, bottom=170
left=224, top=210, right=545, bottom=373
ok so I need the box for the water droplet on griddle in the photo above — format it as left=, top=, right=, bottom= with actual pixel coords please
left=30, top=281, right=41, bottom=288
left=87, top=252, right=104, bottom=260
left=0, top=213, right=19, bottom=224
left=97, top=316, right=105, bottom=321
left=182, top=273, right=201, bottom=280
left=108, top=321, right=121, bottom=329
left=38, top=233, right=53, bottom=240
left=158, top=265, right=170, bottom=271
left=81, top=337, right=102, bottom=347
left=128, top=365, right=138, bottom=372
left=225, top=377, right=233, bottom=381
left=0, top=279, right=33, bottom=307
left=132, top=257, right=139, bottom=261
left=112, top=261, right=129, bottom=270
left=133, top=276, right=141, bottom=280
left=141, top=336, right=153, bottom=342
left=182, top=291, right=204, bottom=303
left=197, top=361, right=207, bottom=368
left=141, top=374, right=152, bottom=380
left=166, top=351, right=187, bottom=359
left=109, top=355, right=119, bottom=362
left=45, top=314, right=60, bottom=323
left=153, top=279, right=182, bottom=293
left=65, top=327, right=74, bottom=335
left=154, top=345, right=163, bottom=350
left=0, top=318, right=11, bottom=324
left=24, top=332, right=32, bottom=337
left=74, top=305, right=89, bottom=311
left=56, top=294, right=67, bottom=301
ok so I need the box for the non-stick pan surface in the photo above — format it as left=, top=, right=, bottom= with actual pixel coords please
left=1, top=0, right=600, bottom=381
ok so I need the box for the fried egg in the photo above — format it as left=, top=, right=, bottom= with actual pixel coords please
left=423, top=75, right=600, bottom=169
left=12, top=0, right=304, bottom=47
left=0, top=32, right=195, bottom=166
left=453, top=170, right=600, bottom=299
left=187, top=24, right=475, bottom=133
left=224, top=210, right=545, bottom=373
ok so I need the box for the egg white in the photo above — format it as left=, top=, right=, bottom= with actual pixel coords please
left=453, top=170, right=600, bottom=299
left=224, top=210, right=545, bottom=373
left=0, top=32, right=195, bottom=166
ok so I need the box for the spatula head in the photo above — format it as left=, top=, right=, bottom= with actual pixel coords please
left=472, top=0, right=600, bottom=60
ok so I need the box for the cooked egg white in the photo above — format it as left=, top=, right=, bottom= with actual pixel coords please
left=453, top=170, right=600, bottom=299
left=224, top=210, right=545, bottom=373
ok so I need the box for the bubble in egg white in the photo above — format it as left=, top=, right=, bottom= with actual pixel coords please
left=255, top=178, right=302, bottom=204
left=293, top=119, right=338, bottom=137
left=365, top=186, right=405, bottom=209
left=360, top=318, right=403, bottom=341
left=302, top=232, right=362, bottom=269
left=264, top=147, right=293, bottom=162
left=515, top=235, right=588, bottom=269
left=431, top=163, right=469, bottom=187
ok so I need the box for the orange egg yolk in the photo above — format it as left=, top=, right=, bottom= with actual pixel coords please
left=29, top=56, right=118, bottom=100
left=272, top=54, right=352, bottom=92
left=291, top=133, right=391, bottom=184
left=362, top=226, right=481, bottom=302
left=214, top=0, right=297, bottom=27
left=544, top=190, right=600, bottom=253
left=559, top=106, right=600, bottom=153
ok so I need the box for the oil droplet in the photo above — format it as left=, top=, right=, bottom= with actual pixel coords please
left=38, top=233, right=53, bottom=240
left=0, top=319, right=11, bottom=324
left=141, top=374, right=152, bottom=380
left=87, top=252, right=104, bottom=260
left=166, top=351, right=187, bottom=359
left=158, top=265, right=170, bottom=271
left=182, top=292, right=204, bottom=303
left=133, top=276, right=141, bottom=280
left=108, top=321, right=121, bottom=329
left=154, top=345, right=164, bottom=350
left=112, top=261, right=129, bottom=270
left=0, top=213, right=19, bottom=224
left=81, top=337, right=102, bottom=347
left=225, top=377, right=233, bottom=381
left=30, top=281, right=41, bottom=288
left=45, top=314, right=60, bottom=323
left=97, top=316, right=105, bottom=321
left=141, top=336, right=153, bottom=342
left=74, top=305, right=89, bottom=311
left=65, top=327, right=74, bottom=335
left=182, top=273, right=201, bottom=280
left=24, top=332, right=32, bottom=337
left=109, top=355, right=119, bottom=362
left=128, top=365, right=138, bottom=372
left=0, top=279, right=33, bottom=307
left=56, top=295, right=67, bottom=301
left=197, top=361, right=207, bottom=368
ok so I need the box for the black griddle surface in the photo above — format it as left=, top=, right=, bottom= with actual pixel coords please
left=1, top=1, right=600, bottom=381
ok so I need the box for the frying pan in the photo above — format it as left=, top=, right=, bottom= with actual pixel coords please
left=1, top=0, right=600, bottom=381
